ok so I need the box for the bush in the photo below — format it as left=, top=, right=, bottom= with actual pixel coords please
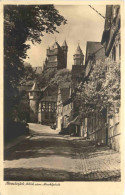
left=4, top=121, right=29, bottom=142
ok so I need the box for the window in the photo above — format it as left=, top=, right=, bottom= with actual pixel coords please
left=49, top=103, right=51, bottom=112
left=112, top=46, right=116, bottom=61
left=42, top=102, right=45, bottom=111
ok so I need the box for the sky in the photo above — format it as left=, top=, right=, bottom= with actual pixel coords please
left=25, top=5, right=106, bottom=70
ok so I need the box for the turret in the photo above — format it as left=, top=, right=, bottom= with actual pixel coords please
left=29, top=82, right=40, bottom=122
left=73, top=44, right=84, bottom=65
left=47, top=41, right=60, bottom=56
left=61, top=40, right=68, bottom=68
left=72, top=44, right=85, bottom=93
left=62, top=40, right=68, bottom=52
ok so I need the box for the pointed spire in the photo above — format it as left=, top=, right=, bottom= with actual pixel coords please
left=31, top=82, right=39, bottom=91
left=62, top=40, right=67, bottom=47
left=74, top=44, right=83, bottom=55
left=50, top=39, right=60, bottom=49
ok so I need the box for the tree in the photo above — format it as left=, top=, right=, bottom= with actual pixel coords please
left=76, top=60, right=120, bottom=117
left=36, top=68, right=71, bottom=90
left=50, top=68, right=71, bottom=87
left=37, top=68, right=57, bottom=89
left=19, top=62, right=39, bottom=86
left=4, top=5, right=67, bottom=122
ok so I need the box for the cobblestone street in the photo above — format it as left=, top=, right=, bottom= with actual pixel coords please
left=4, top=124, right=121, bottom=181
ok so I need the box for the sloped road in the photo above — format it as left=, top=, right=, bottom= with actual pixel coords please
left=4, top=123, right=121, bottom=181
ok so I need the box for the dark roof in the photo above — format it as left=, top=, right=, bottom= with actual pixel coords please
left=50, top=41, right=60, bottom=49
left=41, top=95, right=57, bottom=102
left=30, top=82, right=40, bottom=91
left=33, top=66, right=42, bottom=74
left=18, top=84, right=33, bottom=92
left=85, top=41, right=105, bottom=63
left=60, top=88, right=70, bottom=103
left=41, top=86, right=48, bottom=92
left=62, top=40, right=67, bottom=47
left=72, top=65, right=84, bottom=76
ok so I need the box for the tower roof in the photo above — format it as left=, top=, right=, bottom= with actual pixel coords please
left=85, top=41, right=105, bottom=63
left=62, top=40, right=67, bottom=47
left=31, top=82, right=39, bottom=91
left=74, top=44, right=83, bottom=55
left=50, top=41, right=60, bottom=49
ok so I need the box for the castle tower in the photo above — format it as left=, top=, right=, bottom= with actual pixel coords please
left=43, top=40, right=68, bottom=70
left=72, top=44, right=85, bottom=92
left=73, top=44, right=84, bottom=65
left=46, top=41, right=60, bottom=69
left=29, top=82, right=40, bottom=122
left=61, top=40, right=68, bottom=68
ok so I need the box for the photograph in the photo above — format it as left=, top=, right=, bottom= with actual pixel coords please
left=3, top=3, right=122, bottom=183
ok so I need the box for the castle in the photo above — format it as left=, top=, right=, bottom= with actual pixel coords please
left=29, top=40, right=85, bottom=124
left=43, top=40, right=68, bottom=71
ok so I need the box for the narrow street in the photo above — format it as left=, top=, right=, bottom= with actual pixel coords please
left=4, top=123, right=121, bottom=181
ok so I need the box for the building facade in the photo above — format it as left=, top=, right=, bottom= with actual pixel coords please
left=62, top=97, right=72, bottom=132
left=101, top=5, right=121, bottom=151
left=71, top=44, right=85, bottom=92
left=85, top=41, right=106, bottom=78
left=101, top=5, right=121, bottom=61
left=83, top=41, right=106, bottom=143
left=67, top=45, right=85, bottom=136
left=81, top=5, right=121, bottom=151
left=29, top=40, right=68, bottom=124
left=29, top=82, right=41, bottom=123
left=38, top=86, right=57, bottom=125
left=56, top=86, right=70, bottom=132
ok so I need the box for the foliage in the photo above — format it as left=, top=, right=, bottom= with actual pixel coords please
left=76, top=60, right=121, bottom=116
left=37, top=68, right=57, bottom=88
left=37, top=68, right=71, bottom=90
left=50, top=68, right=71, bottom=87
left=19, top=62, right=39, bottom=86
left=13, top=93, right=30, bottom=122
left=4, top=5, right=67, bottom=122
